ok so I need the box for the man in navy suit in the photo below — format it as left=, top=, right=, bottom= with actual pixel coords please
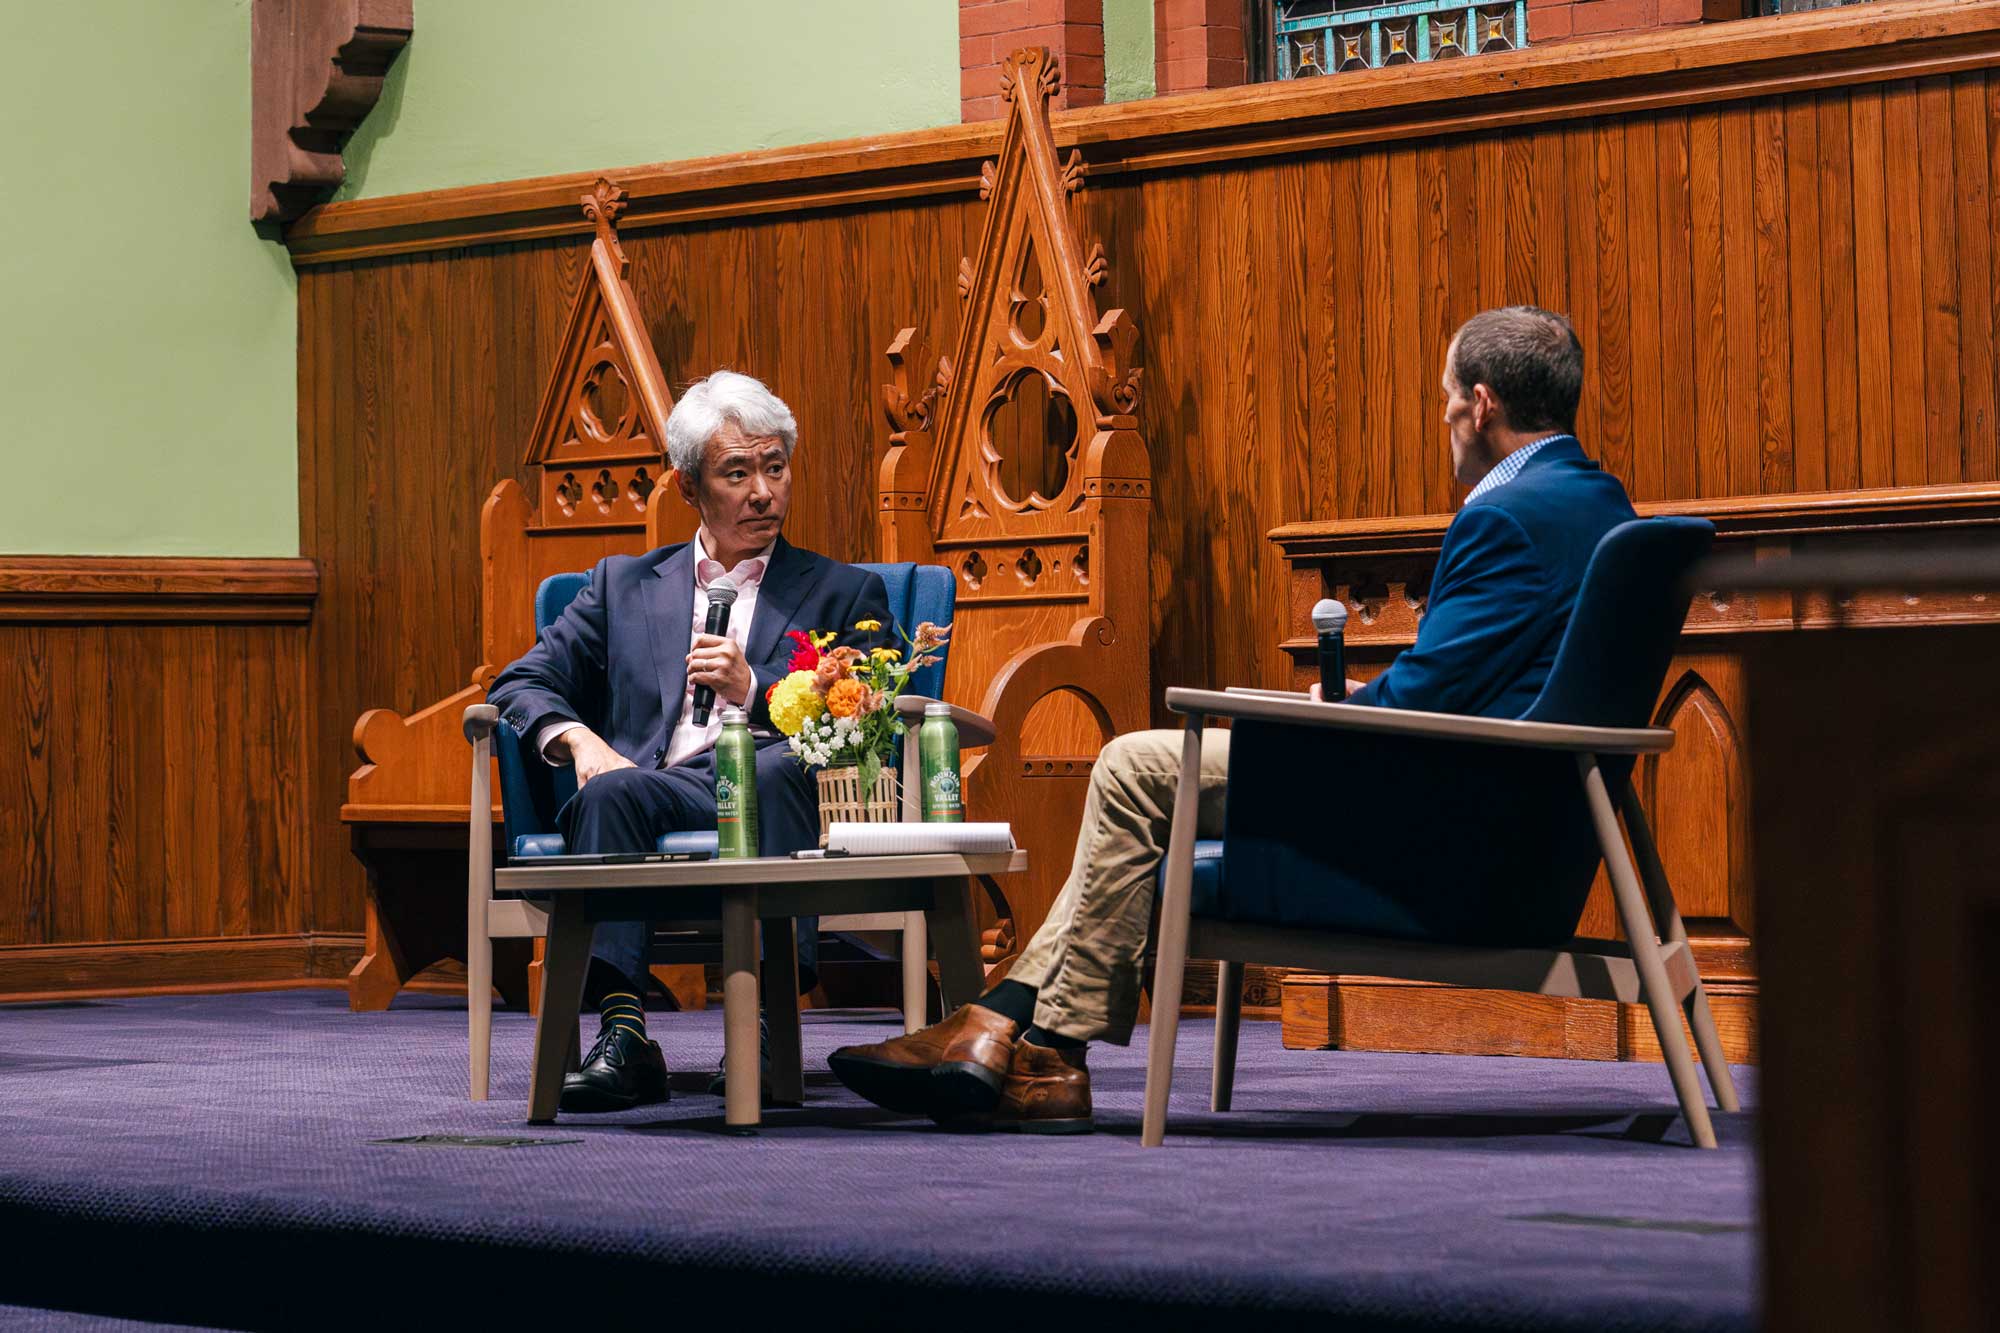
left=491, top=370, right=890, bottom=1112
left=832, top=306, right=1639, bottom=1132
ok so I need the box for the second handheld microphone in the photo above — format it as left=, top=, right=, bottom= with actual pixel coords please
left=690, top=577, right=739, bottom=727
left=1311, top=597, right=1348, bottom=702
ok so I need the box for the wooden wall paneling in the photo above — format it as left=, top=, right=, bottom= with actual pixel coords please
left=1783, top=95, right=1826, bottom=495
left=1918, top=79, right=1964, bottom=485
left=1951, top=74, right=1996, bottom=485
left=1752, top=99, right=1795, bottom=497
left=1656, top=110, right=1699, bottom=501
left=1817, top=91, right=1861, bottom=492
left=1883, top=82, right=1930, bottom=488
left=1721, top=103, right=1762, bottom=498
left=1624, top=114, right=1666, bottom=502
left=0, top=566, right=318, bottom=1000
left=1849, top=84, right=1896, bottom=489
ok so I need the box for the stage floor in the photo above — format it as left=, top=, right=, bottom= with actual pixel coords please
left=0, top=991, right=1757, bottom=1331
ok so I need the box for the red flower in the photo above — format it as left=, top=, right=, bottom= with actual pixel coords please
left=765, top=682, right=779, bottom=702
left=785, top=629, right=820, bottom=672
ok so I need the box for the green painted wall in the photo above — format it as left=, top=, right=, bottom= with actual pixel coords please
left=0, top=0, right=297, bottom=556
left=1105, top=0, right=1157, bottom=103
left=339, top=0, right=959, bottom=200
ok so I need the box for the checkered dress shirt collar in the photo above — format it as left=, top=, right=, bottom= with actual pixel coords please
left=1464, top=435, right=1570, bottom=505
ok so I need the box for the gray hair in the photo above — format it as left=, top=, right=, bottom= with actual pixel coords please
left=664, top=370, right=798, bottom=479
left=1448, top=306, right=1584, bottom=435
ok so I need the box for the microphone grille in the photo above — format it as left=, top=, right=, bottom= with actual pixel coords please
left=1310, top=598, right=1348, bottom=633
left=707, top=577, right=739, bottom=607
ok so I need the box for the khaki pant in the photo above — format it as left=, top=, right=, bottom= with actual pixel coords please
left=1007, top=729, right=1231, bottom=1044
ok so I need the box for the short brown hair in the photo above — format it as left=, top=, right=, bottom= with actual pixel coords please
left=1448, top=307, right=1584, bottom=435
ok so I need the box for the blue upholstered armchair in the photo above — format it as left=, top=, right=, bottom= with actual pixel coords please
left=495, top=563, right=956, bottom=860
left=459, top=561, right=962, bottom=1101
left=1142, top=518, right=1743, bottom=1148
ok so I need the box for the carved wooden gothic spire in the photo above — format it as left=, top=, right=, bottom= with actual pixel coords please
left=522, top=179, right=677, bottom=532
left=878, top=47, right=1153, bottom=957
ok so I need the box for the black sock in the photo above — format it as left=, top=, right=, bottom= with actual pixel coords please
left=1022, top=1025, right=1084, bottom=1051
left=972, top=978, right=1037, bottom=1028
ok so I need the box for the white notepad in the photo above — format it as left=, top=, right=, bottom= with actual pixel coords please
left=824, top=822, right=1015, bottom=856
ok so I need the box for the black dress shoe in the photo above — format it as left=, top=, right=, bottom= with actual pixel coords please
left=706, top=1016, right=775, bottom=1102
left=561, top=1024, right=669, bottom=1113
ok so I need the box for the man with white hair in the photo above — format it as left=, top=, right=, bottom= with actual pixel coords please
left=490, top=370, right=892, bottom=1112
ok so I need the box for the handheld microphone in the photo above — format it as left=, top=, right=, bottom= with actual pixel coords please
left=691, top=577, right=739, bottom=727
left=1311, top=598, right=1348, bottom=702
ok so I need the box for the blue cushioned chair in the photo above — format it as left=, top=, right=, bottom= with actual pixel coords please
left=462, top=561, right=958, bottom=1101
left=1142, top=518, right=1743, bottom=1148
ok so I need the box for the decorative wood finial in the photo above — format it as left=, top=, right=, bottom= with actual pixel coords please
left=582, top=178, right=630, bottom=274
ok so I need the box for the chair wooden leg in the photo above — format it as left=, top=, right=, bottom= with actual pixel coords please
left=762, top=917, right=805, bottom=1106
left=720, top=888, right=761, bottom=1128
left=927, top=878, right=983, bottom=1013
left=467, top=730, right=494, bottom=1101
left=1580, top=756, right=1717, bottom=1149
left=1142, top=717, right=1207, bottom=1148
left=526, top=900, right=593, bottom=1125
left=1619, top=782, right=1741, bottom=1114
left=900, top=910, right=927, bottom=1034
left=1211, top=959, right=1243, bottom=1113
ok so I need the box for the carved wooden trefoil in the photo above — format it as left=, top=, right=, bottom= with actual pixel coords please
left=523, top=180, right=677, bottom=532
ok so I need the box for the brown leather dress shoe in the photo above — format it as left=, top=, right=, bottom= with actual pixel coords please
left=827, top=1004, right=1018, bottom=1116
left=950, top=1039, right=1093, bottom=1135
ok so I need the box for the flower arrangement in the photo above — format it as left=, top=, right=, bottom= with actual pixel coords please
left=766, top=618, right=951, bottom=796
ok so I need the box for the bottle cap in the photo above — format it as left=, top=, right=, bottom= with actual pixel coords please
left=924, top=702, right=952, bottom=718
left=720, top=707, right=748, bottom=725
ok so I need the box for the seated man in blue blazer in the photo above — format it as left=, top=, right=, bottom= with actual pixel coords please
left=832, top=306, right=1639, bottom=1133
left=491, top=370, right=890, bottom=1113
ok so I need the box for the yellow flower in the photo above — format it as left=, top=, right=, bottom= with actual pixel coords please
left=869, top=647, right=901, bottom=664
left=767, top=671, right=823, bottom=736
left=809, top=630, right=837, bottom=650
left=853, top=619, right=882, bottom=633
left=826, top=677, right=866, bottom=718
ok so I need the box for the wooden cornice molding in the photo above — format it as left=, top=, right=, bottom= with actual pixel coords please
left=0, top=556, right=320, bottom=623
left=252, top=0, right=413, bottom=224
left=285, top=0, right=2000, bottom=264
left=1268, top=481, right=2000, bottom=561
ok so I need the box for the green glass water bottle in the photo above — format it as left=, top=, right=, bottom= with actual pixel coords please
left=920, top=701, right=963, bottom=823
left=715, top=707, right=760, bottom=857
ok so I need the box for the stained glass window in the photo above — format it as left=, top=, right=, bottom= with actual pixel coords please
left=1264, top=0, right=1528, bottom=79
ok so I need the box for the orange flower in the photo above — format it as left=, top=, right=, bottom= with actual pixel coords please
left=826, top=677, right=866, bottom=718
left=814, top=656, right=849, bottom=689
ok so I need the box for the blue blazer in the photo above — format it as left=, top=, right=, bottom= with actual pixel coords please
left=1347, top=436, right=1637, bottom=718
left=489, top=537, right=892, bottom=767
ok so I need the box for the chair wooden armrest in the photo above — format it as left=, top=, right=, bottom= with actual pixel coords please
left=1165, top=686, right=1672, bottom=755
left=893, top=694, right=996, bottom=748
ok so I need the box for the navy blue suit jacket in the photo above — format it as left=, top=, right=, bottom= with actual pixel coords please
left=1347, top=437, right=1637, bottom=719
left=488, top=536, right=892, bottom=768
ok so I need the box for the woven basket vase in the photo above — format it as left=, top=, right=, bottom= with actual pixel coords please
left=814, top=764, right=900, bottom=844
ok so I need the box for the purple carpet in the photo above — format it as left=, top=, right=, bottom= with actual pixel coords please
left=0, top=991, right=1757, bottom=1331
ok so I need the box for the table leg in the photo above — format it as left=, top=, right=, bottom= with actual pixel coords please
left=527, top=901, right=593, bottom=1124
left=927, top=877, right=984, bottom=1012
left=721, top=887, right=761, bottom=1129
left=762, top=917, right=804, bottom=1106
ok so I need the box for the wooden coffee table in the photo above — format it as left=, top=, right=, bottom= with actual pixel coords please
left=495, top=850, right=1026, bottom=1127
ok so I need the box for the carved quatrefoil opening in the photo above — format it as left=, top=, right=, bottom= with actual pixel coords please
left=578, top=358, right=634, bottom=445
left=1016, top=547, right=1044, bottom=586
left=627, top=467, right=655, bottom=510
left=984, top=370, right=1078, bottom=512
left=588, top=469, right=618, bottom=514
left=1072, top=544, right=1089, bottom=585
left=555, top=472, right=583, bottom=517
left=962, top=550, right=989, bottom=589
